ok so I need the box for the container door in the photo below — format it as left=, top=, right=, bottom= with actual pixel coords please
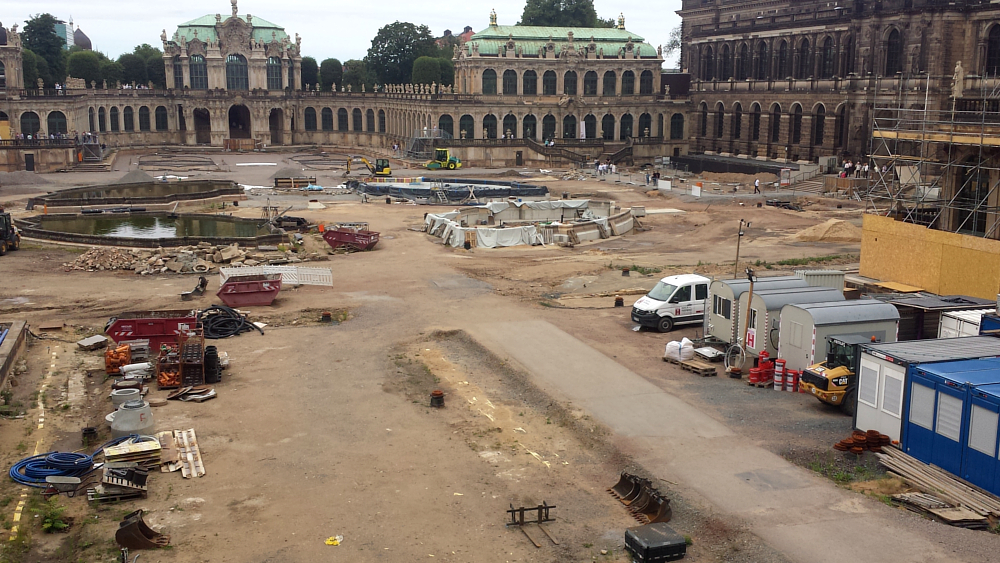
left=879, top=365, right=906, bottom=443
left=904, top=373, right=937, bottom=463
left=964, top=394, right=998, bottom=493
left=931, top=383, right=965, bottom=475
left=856, top=355, right=882, bottom=434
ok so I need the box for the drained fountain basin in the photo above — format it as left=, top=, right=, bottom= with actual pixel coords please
left=20, top=212, right=285, bottom=248
left=26, top=180, right=244, bottom=210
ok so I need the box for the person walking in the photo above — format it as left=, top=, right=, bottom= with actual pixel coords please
left=754, top=178, right=761, bottom=194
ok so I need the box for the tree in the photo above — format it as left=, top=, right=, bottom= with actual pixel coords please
left=118, top=53, right=147, bottom=86
left=438, top=58, right=454, bottom=86
left=319, top=58, right=343, bottom=91
left=146, top=57, right=166, bottom=88
left=132, top=44, right=161, bottom=62
left=300, top=57, right=318, bottom=90
left=411, top=56, right=440, bottom=85
left=22, top=14, right=66, bottom=85
left=366, top=22, right=436, bottom=85
left=517, top=0, right=613, bottom=27
left=663, top=25, right=682, bottom=62
left=100, top=60, right=124, bottom=88
left=66, top=50, right=103, bottom=87
left=342, top=59, right=371, bottom=91
left=21, top=49, right=42, bottom=88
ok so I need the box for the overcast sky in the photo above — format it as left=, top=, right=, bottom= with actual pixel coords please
left=4, top=0, right=681, bottom=66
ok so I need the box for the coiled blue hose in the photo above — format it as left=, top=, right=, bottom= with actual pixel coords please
left=9, top=435, right=140, bottom=488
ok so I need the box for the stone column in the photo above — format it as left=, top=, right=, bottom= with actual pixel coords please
left=181, top=57, right=191, bottom=88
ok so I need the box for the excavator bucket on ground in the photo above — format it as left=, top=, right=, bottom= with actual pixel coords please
left=622, top=477, right=651, bottom=506
left=640, top=493, right=673, bottom=523
left=608, top=472, right=673, bottom=523
left=115, top=510, right=169, bottom=550
left=609, top=472, right=638, bottom=499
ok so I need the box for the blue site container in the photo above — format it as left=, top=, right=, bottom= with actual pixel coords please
left=965, top=383, right=1000, bottom=497
left=904, top=358, right=1000, bottom=476
left=979, top=314, right=1000, bottom=335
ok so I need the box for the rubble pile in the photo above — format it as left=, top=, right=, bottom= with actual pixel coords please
left=65, top=242, right=328, bottom=275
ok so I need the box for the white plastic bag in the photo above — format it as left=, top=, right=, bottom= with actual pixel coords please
left=664, top=340, right=682, bottom=361
left=679, top=337, right=695, bottom=361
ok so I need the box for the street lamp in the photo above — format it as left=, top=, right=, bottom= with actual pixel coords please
left=734, top=219, right=751, bottom=278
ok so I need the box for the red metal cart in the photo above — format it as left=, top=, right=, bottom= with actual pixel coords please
left=216, top=273, right=282, bottom=307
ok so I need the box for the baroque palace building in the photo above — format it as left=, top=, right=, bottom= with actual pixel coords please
left=0, top=2, right=687, bottom=169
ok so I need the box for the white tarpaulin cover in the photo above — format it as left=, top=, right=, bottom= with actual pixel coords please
left=484, top=200, right=590, bottom=213
left=424, top=212, right=542, bottom=248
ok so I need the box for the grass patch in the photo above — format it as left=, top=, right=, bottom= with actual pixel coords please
left=802, top=451, right=886, bottom=485
left=774, top=254, right=846, bottom=266
left=32, top=497, right=70, bottom=533
left=607, top=261, right=663, bottom=275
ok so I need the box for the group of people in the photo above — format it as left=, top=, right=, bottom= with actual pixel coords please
left=645, top=171, right=662, bottom=186
left=841, top=160, right=870, bottom=178
left=594, top=159, right=617, bottom=175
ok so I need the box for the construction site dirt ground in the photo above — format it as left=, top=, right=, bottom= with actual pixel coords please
left=0, top=152, right=995, bottom=563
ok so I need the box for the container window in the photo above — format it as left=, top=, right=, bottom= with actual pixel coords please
left=859, top=364, right=879, bottom=407
left=747, top=308, right=758, bottom=330
left=935, top=393, right=963, bottom=441
left=969, top=405, right=999, bottom=456
left=908, top=382, right=935, bottom=430
left=881, top=372, right=904, bottom=417
left=713, top=295, right=731, bottom=319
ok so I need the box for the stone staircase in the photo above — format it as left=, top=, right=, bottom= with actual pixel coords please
left=784, top=176, right=825, bottom=194
left=74, top=149, right=117, bottom=172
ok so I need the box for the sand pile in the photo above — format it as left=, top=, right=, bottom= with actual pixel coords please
left=270, top=167, right=307, bottom=180
left=0, top=171, right=52, bottom=186
left=795, top=219, right=863, bottom=242
left=114, top=169, right=156, bottom=184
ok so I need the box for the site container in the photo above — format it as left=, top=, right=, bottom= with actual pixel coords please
left=778, top=300, right=900, bottom=373
left=738, top=286, right=844, bottom=358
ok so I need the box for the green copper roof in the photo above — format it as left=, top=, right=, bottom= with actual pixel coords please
left=174, top=14, right=287, bottom=44
left=464, top=24, right=658, bottom=58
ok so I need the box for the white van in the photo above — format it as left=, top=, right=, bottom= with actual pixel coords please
left=631, top=274, right=711, bottom=332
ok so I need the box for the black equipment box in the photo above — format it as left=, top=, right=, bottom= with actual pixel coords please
left=624, top=523, right=686, bottom=562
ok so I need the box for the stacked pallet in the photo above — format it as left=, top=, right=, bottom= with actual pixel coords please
left=891, top=492, right=990, bottom=530
left=876, top=447, right=1000, bottom=522
left=104, top=439, right=162, bottom=466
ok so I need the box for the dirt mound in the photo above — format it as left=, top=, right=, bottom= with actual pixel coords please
left=270, top=167, right=307, bottom=180
left=114, top=169, right=156, bottom=184
left=0, top=171, right=52, bottom=186
left=795, top=219, right=863, bottom=242
left=700, top=171, right=777, bottom=185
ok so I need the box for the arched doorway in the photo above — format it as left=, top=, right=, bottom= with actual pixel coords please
left=47, top=111, right=68, bottom=135
left=228, top=105, right=251, bottom=139
left=20, top=112, right=41, bottom=137
left=269, top=108, right=283, bottom=146
left=193, top=108, right=211, bottom=144
left=584, top=114, right=597, bottom=139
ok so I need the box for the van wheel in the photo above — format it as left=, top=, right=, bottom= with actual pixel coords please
left=841, top=388, right=857, bottom=417
left=657, top=317, right=674, bottom=333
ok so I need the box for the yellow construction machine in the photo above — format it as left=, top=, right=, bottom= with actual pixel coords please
left=349, top=156, right=392, bottom=176
left=799, top=334, right=880, bottom=415
left=424, top=148, right=462, bottom=170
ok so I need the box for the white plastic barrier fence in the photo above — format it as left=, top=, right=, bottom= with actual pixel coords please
left=219, top=266, right=333, bottom=287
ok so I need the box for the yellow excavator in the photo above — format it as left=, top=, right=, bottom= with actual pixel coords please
left=348, top=156, right=392, bottom=176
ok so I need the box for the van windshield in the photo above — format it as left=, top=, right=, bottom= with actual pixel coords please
left=647, top=282, right=678, bottom=302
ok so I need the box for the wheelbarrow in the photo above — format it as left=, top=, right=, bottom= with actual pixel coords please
left=43, top=475, right=95, bottom=499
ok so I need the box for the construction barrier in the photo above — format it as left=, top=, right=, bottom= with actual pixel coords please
left=219, top=266, right=333, bottom=287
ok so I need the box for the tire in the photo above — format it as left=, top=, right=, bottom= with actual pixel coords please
left=656, top=316, right=674, bottom=333
left=448, top=162, right=456, bottom=170
left=204, top=346, right=221, bottom=384
left=841, top=388, right=857, bottom=417
left=0, top=241, right=6, bottom=256
left=10, top=237, right=19, bottom=251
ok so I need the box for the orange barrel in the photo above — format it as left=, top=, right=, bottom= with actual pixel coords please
left=318, top=223, right=326, bottom=233
left=774, top=359, right=785, bottom=390
left=749, top=368, right=760, bottom=385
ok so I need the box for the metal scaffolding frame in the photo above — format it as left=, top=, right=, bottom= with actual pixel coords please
left=864, top=75, right=1000, bottom=238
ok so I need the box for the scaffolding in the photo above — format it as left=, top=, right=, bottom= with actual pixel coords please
left=864, top=75, right=1000, bottom=238
left=405, top=128, right=453, bottom=160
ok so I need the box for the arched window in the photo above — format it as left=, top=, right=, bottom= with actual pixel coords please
left=737, top=44, right=750, bottom=80
left=523, top=70, right=537, bottom=95
left=755, top=42, right=768, bottom=80
left=542, top=114, right=556, bottom=140
left=834, top=105, right=846, bottom=147
left=796, top=39, right=811, bottom=79
left=620, top=114, right=633, bottom=140
left=98, top=107, right=107, bottom=132
left=189, top=55, right=207, bottom=89
left=172, top=56, right=184, bottom=89
left=703, top=45, right=715, bottom=81
left=639, top=71, right=654, bottom=94
left=813, top=105, right=826, bottom=145
left=523, top=114, right=537, bottom=139
left=699, top=102, right=708, bottom=136
left=622, top=71, right=635, bottom=95
left=337, top=108, right=348, bottom=131
left=563, top=115, right=577, bottom=139
left=583, top=71, right=598, bottom=96
left=770, top=104, right=781, bottom=143
left=721, top=44, right=732, bottom=80
left=459, top=114, right=474, bottom=139
left=987, top=27, right=1000, bottom=75
left=123, top=107, right=135, bottom=132
left=482, top=69, right=497, bottom=94
left=603, top=71, right=617, bottom=96
left=601, top=114, right=616, bottom=140
left=267, top=57, right=283, bottom=90
left=777, top=41, right=789, bottom=78
left=483, top=114, right=498, bottom=138
left=584, top=114, right=597, bottom=139
left=378, top=110, right=386, bottom=133
left=353, top=108, right=363, bottom=132
left=750, top=103, right=761, bottom=141
left=714, top=102, right=725, bottom=138
left=843, top=35, right=855, bottom=76
left=321, top=108, right=334, bottom=131
left=638, top=113, right=652, bottom=137
left=155, top=106, right=168, bottom=131
left=821, top=37, right=835, bottom=78
left=46, top=111, right=67, bottom=135
left=563, top=71, right=577, bottom=95
left=791, top=104, right=803, bottom=144
left=304, top=107, right=317, bottom=131
left=110, top=107, right=120, bottom=132
left=885, top=29, right=903, bottom=75
left=503, top=114, right=517, bottom=137
left=542, top=71, right=556, bottom=95
left=0, top=61, right=5, bottom=89
left=366, top=109, right=375, bottom=132
left=88, top=107, right=95, bottom=132
left=732, top=103, right=743, bottom=139
left=138, top=106, right=151, bottom=131
left=502, top=70, right=517, bottom=95
left=438, top=114, right=453, bottom=137
left=670, top=114, right=684, bottom=140
left=20, top=112, right=40, bottom=136
left=226, top=54, right=249, bottom=90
